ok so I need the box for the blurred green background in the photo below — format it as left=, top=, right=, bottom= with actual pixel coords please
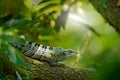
left=0, top=0, right=120, bottom=80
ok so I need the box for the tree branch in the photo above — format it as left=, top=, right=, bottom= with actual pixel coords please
left=3, top=56, right=92, bottom=80
left=21, top=57, right=92, bottom=80
left=90, top=0, right=120, bottom=33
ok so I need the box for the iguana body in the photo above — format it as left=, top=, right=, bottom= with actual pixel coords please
left=10, top=41, right=78, bottom=66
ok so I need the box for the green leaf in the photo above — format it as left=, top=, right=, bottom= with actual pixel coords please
left=99, top=0, right=107, bottom=9
left=32, top=0, right=60, bottom=12
left=0, top=14, right=13, bottom=26
left=3, top=19, right=39, bottom=30
left=15, top=71, right=23, bottom=80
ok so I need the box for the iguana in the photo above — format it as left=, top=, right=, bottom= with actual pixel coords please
left=10, top=41, right=78, bottom=66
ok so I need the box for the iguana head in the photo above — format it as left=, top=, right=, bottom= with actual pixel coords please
left=61, top=49, right=78, bottom=57
left=56, top=49, right=78, bottom=61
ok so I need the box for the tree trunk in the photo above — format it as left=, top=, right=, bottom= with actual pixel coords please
left=90, top=0, right=120, bottom=33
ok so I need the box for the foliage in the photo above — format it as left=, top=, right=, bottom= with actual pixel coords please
left=0, top=0, right=120, bottom=80
left=0, top=0, right=71, bottom=79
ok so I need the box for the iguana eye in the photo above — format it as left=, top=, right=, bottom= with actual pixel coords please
left=63, top=52, right=65, bottom=55
left=69, top=51, right=72, bottom=53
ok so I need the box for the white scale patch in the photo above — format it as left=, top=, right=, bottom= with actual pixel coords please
left=42, top=46, right=53, bottom=58
left=32, top=45, right=44, bottom=59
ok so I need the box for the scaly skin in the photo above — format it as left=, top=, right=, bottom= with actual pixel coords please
left=10, top=41, right=78, bottom=66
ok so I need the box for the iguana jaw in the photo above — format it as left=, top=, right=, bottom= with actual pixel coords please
left=62, top=49, right=78, bottom=58
left=69, top=50, right=78, bottom=56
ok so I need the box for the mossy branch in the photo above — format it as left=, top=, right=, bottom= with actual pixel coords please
left=2, top=56, right=92, bottom=80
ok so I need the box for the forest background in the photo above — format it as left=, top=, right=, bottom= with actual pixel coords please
left=0, top=0, right=120, bottom=80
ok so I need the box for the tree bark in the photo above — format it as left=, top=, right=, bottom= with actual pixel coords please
left=3, top=56, right=92, bottom=80
left=90, top=0, right=120, bottom=33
